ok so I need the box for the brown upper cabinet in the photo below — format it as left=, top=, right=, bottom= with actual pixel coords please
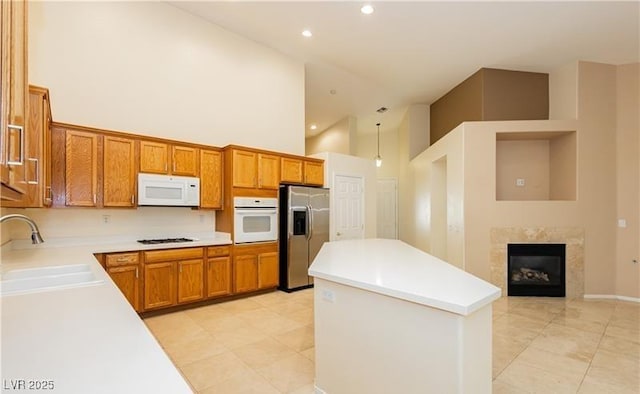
left=2, top=86, right=52, bottom=208
left=200, top=149, right=223, bottom=209
left=258, top=153, right=280, bottom=189
left=103, top=136, right=136, bottom=207
left=231, top=149, right=257, bottom=188
left=0, top=0, right=28, bottom=201
left=54, top=125, right=137, bottom=209
left=139, top=140, right=199, bottom=177
left=229, top=148, right=280, bottom=190
left=280, top=157, right=302, bottom=184
left=65, top=130, right=99, bottom=207
left=281, top=157, right=324, bottom=186
left=303, top=160, right=324, bottom=186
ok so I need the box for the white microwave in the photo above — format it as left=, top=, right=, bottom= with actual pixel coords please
left=137, top=173, right=200, bottom=207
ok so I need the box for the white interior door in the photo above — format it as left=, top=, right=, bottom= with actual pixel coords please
left=334, top=175, right=364, bottom=241
left=377, top=178, right=398, bottom=239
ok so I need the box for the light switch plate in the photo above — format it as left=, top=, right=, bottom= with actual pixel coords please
left=618, top=219, right=627, bottom=228
left=516, top=178, right=525, bottom=187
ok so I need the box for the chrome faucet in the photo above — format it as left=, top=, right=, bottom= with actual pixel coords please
left=0, top=214, right=45, bottom=244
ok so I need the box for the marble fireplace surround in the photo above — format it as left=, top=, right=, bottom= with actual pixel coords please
left=490, top=227, right=585, bottom=298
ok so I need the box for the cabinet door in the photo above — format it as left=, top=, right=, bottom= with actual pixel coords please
left=200, top=149, right=222, bottom=209
left=144, top=262, right=176, bottom=310
left=0, top=0, right=27, bottom=197
left=281, top=157, right=303, bottom=184
left=103, top=136, right=136, bottom=207
left=0, top=0, right=11, bottom=188
left=65, top=130, right=98, bottom=206
left=232, top=149, right=257, bottom=188
left=177, top=259, right=204, bottom=304
left=304, top=161, right=324, bottom=186
left=2, top=86, right=47, bottom=207
left=172, top=145, right=198, bottom=176
left=139, top=140, right=168, bottom=174
left=207, top=256, right=231, bottom=298
left=258, top=153, right=280, bottom=189
left=258, top=251, right=279, bottom=289
left=108, top=265, right=140, bottom=311
left=234, top=254, right=258, bottom=293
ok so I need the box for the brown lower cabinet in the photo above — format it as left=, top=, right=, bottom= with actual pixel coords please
left=177, top=259, right=204, bottom=304
left=143, top=247, right=204, bottom=311
left=206, top=245, right=232, bottom=298
left=101, top=243, right=275, bottom=313
left=233, top=242, right=279, bottom=294
left=102, top=252, right=142, bottom=312
left=144, top=261, right=177, bottom=310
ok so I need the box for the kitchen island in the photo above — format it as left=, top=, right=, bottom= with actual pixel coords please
left=0, top=232, right=230, bottom=394
left=309, top=239, right=501, bottom=394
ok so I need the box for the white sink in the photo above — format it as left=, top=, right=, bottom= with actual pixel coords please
left=1, top=264, right=104, bottom=296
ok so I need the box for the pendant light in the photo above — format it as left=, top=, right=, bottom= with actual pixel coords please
left=375, top=122, right=382, bottom=167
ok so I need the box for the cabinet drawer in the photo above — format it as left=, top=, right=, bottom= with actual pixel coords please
left=144, top=247, right=204, bottom=263
left=207, top=245, right=231, bottom=257
left=106, top=252, right=139, bottom=267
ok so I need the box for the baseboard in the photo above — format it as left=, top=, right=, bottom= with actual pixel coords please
left=584, top=294, right=640, bottom=303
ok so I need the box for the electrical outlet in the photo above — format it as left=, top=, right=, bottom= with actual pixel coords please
left=102, top=215, right=111, bottom=224
left=321, top=289, right=336, bottom=303
left=516, top=178, right=525, bottom=187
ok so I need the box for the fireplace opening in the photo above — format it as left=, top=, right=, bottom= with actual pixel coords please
left=508, top=243, right=566, bottom=297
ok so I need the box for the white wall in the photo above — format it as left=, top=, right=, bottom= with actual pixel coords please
left=29, top=1, right=305, bottom=155
left=305, top=116, right=356, bottom=156
left=309, top=152, right=377, bottom=241
left=407, top=104, right=430, bottom=160
left=355, top=128, right=399, bottom=179
left=549, top=62, right=578, bottom=120
left=11, top=1, right=306, bottom=244
left=7, top=208, right=216, bottom=241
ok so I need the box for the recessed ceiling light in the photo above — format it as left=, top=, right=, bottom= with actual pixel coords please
left=302, top=30, right=312, bottom=38
left=361, top=4, right=374, bottom=15
left=310, top=124, right=317, bottom=130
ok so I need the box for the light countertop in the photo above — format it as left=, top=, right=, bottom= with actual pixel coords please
left=308, top=239, right=501, bottom=316
left=0, top=232, right=231, bottom=394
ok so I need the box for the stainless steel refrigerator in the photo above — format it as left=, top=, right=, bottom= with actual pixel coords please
left=279, top=185, right=330, bottom=292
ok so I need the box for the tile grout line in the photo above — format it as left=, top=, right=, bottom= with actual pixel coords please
left=574, top=299, right=619, bottom=393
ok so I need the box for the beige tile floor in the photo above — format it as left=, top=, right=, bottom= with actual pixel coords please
left=144, top=291, right=640, bottom=394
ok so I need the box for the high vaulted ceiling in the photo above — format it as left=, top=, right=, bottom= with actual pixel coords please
left=169, top=1, right=639, bottom=136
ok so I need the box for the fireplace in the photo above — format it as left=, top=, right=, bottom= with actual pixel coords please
left=507, top=243, right=566, bottom=297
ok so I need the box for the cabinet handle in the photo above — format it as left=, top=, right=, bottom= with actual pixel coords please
left=179, top=265, right=183, bottom=273
left=7, top=124, right=24, bottom=166
left=45, top=186, right=52, bottom=202
left=27, top=158, right=39, bottom=184
left=135, top=267, right=139, bottom=279
left=116, top=257, right=128, bottom=262
left=131, top=195, right=135, bottom=204
left=173, top=162, right=176, bottom=173
left=164, top=163, right=168, bottom=172
left=93, top=194, right=97, bottom=204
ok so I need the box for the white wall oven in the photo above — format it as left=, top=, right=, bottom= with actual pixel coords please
left=233, top=197, right=278, bottom=244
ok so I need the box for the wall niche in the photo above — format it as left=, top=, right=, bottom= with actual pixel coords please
left=496, top=131, right=576, bottom=201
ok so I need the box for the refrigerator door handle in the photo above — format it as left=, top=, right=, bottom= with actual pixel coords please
left=307, top=204, right=313, bottom=240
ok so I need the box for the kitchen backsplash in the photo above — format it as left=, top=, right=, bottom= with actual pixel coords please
left=5, top=207, right=216, bottom=241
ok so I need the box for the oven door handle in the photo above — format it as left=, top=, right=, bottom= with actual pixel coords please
left=235, top=209, right=277, bottom=215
